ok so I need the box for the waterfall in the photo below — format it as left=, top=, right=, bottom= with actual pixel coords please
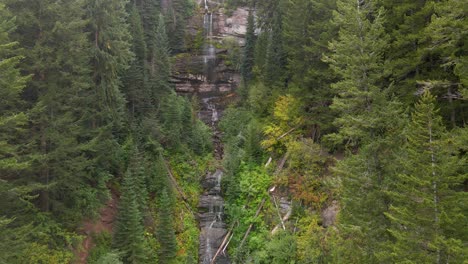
left=195, top=2, right=232, bottom=263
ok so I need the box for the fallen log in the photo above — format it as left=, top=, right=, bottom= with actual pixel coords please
left=210, top=221, right=238, bottom=264
left=271, top=204, right=292, bottom=235
left=163, top=159, right=195, bottom=217
left=238, top=198, right=266, bottom=250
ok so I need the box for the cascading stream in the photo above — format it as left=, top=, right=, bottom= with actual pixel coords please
left=198, top=1, right=230, bottom=264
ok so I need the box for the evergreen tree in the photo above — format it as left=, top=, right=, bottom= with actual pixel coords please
left=5, top=0, right=105, bottom=218
left=324, top=0, right=388, bottom=147
left=423, top=0, right=468, bottom=126
left=113, top=169, right=150, bottom=263
left=83, top=0, right=134, bottom=212
left=128, top=151, right=149, bottom=214
left=156, top=189, right=177, bottom=264
left=324, top=1, right=405, bottom=261
left=376, top=0, right=435, bottom=100
left=0, top=8, right=35, bottom=259
left=86, top=0, right=132, bottom=122
left=263, top=5, right=286, bottom=88
left=138, top=0, right=160, bottom=54
left=382, top=91, right=466, bottom=263
left=0, top=4, right=30, bottom=177
left=153, top=13, right=172, bottom=97
left=123, top=3, right=150, bottom=118
left=240, top=8, right=256, bottom=83
left=283, top=0, right=337, bottom=138
left=166, top=0, right=191, bottom=53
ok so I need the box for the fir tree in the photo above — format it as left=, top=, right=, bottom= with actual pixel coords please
left=424, top=0, right=468, bottom=126
left=128, top=151, right=149, bottom=214
left=86, top=0, right=132, bottom=121
left=153, top=14, right=172, bottom=97
left=123, top=3, right=150, bottom=118
left=376, top=0, right=435, bottom=100
left=156, top=189, right=177, bottom=264
left=324, top=1, right=405, bottom=261
left=240, top=8, right=256, bottom=84
left=0, top=4, right=30, bottom=177
left=324, top=0, right=388, bottom=147
left=113, top=169, right=150, bottom=263
left=283, top=0, right=337, bottom=138
left=263, top=5, right=285, bottom=88
left=382, top=90, right=466, bottom=263
left=5, top=0, right=104, bottom=217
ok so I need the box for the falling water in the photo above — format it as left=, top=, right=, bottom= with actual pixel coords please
left=198, top=2, right=230, bottom=263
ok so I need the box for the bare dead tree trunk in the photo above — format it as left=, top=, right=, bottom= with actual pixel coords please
left=238, top=198, right=266, bottom=250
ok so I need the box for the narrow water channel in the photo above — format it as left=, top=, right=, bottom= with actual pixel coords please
left=197, top=1, right=230, bottom=263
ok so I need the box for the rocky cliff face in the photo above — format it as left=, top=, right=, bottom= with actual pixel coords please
left=171, top=5, right=250, bottom=95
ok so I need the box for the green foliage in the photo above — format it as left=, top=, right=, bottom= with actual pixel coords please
left=87, top=232, right=116, bottom=264
left=222, top=37, right=242, bottom=71
left=224, top=164, right=272, bottom=261
left=323, top=0, right=388, bottom=148
left=113, top=168, right=150, bottom=263
left=156, top=189, right=177, bottom=264
left=151, top=13, right=172, bottom=97
left=160, top=93, right=212, bottom=153
left=0, top=3, right=30, bottom=179
left=241, top=8, right=256, bottom=83
left=252, top=231, right=297, bottom=264
left=87, top=0, right=132, bottom=120
left=95, top=251, right=123, bottom=264
left=263, top=6, right=286, bottom=88
left=123, top=3, right=150, bottom=118
left=381, top=91, right=467, bottom=263
left=262, top=95, right=304, bottom=153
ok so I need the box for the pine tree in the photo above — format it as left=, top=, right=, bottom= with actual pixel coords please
left=423, top=0, right=468, bottom=126
left=166, top=0, right=191, bottom=53
left=5, top=0, right=105, bottom=217
left=153, top=14, right=172, bottom=97
left=283, top=0, right=337, bottom=138
left=263, top=5, right=286, bottom=88
left=86, top=0, right=132, bottom=122
left=376, top=0, right=435, bottom=100
left=128, top=151, right=149, bottom=214
left=82, top=0, right=134, bottom=214
left=324, top=0, right=388, bottom=147
left=113, top=169, right=150, bottom=263
left=123, top=3, right=150, bottom=118
left=0, top=4, right=30, bottom=177
left=156, top=189, right=177, bottom=264
left=324, top=1, right=405, bottom=261
left=0, top=6, right=34, bottom=259
left=240, top=8, right=256, bottom=83
left=382, top=90, right=466, bottom=263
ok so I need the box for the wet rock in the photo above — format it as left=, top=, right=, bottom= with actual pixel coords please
left=321, top=200, right=339, bottom=227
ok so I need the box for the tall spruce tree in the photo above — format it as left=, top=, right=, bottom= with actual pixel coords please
left=156, top=188, right=177, bottom=264
left=263, top=5, right=286, bottom=88
left=86, top=0, right=132, bottom=122
left=5, top=0, right=105, bottom=218
left=0, top=6, right=34, bottom=261
left=153, top=14, right=172, bottom=97
left=0, top=4, right=29, bottom=177
left=123, top=3, right=150, bottom=118
left=324, top=0, right=388, bottom=147
left=113, top=168, right=150, bottom=263
left=376, top=0, right=435, bottom=100
left=240, top=8, right=256, bottom=84
left=382, top=90, right=466, bottom=263
left=324, top=1, right=405, bottom=261
left=283, top=0, right=337, bottom=138
left=423, top=0, right=468, bottom=126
